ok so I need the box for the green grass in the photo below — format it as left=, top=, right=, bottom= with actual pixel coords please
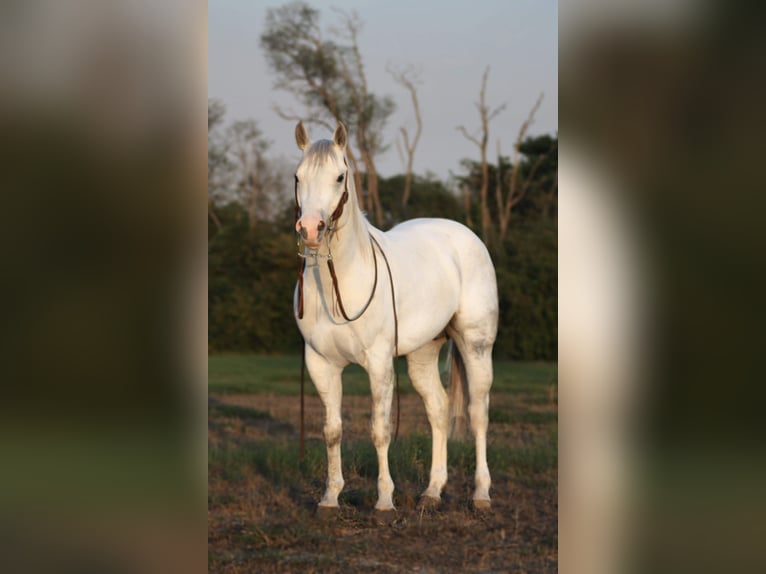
left=208, top=401, right=272, bottom=422
left=208, top=353, right=557, bottom=397
left=208, top=354, right=385, bottom=395
left=208, top=431, right=557, bottom=491
left=489, top=408, right=558, bottom=425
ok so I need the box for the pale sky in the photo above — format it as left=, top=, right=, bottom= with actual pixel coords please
left=209, top=0, right=558, bottom=182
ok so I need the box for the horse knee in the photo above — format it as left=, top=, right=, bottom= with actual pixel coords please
left=425, top=396, right=448, bottom=429
left=371, top=419, right=390, bottom=448
left=324, top=418, right=342, bottom=446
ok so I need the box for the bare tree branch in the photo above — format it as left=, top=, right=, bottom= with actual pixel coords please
left=499, top=92, right=545, bottom=240
left=457, top=65, right=505, bottom=243
left=510, top=154, right=546, bottom=208
left=208, top=200, right=222, bottom=230
left=516, top=93, right=544, bottom=147
left=331, top=8, right=385, bottom=226
left=495, top=139, right=505, bottom=218
left=487, top=103, right=507, bottom=123
left=395, top=135, right=406, bottom=172
left=456, top=126, right=482, bottom=148
left=273, top=105, right=336, bottom=133
left=388, top=64, right=423, bottom=216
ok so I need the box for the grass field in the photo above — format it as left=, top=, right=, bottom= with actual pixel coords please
left=208, top=354, right=558, bottom=572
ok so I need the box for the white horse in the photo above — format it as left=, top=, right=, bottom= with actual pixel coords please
left=292, top=122, right=498, bottom=511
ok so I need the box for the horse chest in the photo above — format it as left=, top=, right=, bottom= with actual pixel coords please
left=300, top=313, right=374, bottom=365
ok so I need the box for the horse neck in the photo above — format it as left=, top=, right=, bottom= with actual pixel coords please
left=329, top=185, right=371, bottom=268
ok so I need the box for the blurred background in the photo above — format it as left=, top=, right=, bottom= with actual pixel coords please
left=0, top=0, right=206, bottom=572
left=559, top=1, right=766, bottom=573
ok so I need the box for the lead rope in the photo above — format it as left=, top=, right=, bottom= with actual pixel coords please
left=326, top=236, right=378, bottom=322
left=300, top=345, right=305, bottom=463
left=295, top=175, right=305, bottom=320
left=370, top=235, right=401, bottom=442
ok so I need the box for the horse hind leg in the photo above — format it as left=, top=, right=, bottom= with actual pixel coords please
left=406, top=338, right=449, bottom=504
left=450, top=331, right=494, bottom=509
left=467, top=345, right=494, bottom=507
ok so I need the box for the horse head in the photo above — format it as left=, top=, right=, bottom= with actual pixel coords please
left=294, top=122, right=349, bottom=249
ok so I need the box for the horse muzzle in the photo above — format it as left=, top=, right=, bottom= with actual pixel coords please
left=296, top=215, right=327, bottom=248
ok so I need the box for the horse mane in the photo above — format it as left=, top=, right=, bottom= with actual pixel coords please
left=303, top=139, right=340, bottom=168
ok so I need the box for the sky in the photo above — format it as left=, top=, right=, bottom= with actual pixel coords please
left=209, top=0, right=557, bottom=182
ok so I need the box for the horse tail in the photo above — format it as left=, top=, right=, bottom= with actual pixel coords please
left=447, top=340, right=470, bottom=441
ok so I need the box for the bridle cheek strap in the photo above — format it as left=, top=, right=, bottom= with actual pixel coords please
left=295, top=176, right=306, bottom=319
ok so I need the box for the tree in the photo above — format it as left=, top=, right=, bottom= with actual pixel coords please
left=208, top=99, right=229, bottom=230
left=516, top=134, right=558, bottom=221
left=388, top=65, right=423, bottom=219
left=260, top=3, right=363, bottom=204
left=378, top=173, right=460, bottom=223
left=261, top=2, right=395, bottom=227
left=333, top=10, right=395, bottom=227
left=208, top=100, right=291, bottom=236
left=496, top=93, right=545, bottom=240
left=227, top=120, right=269, bottom=229
left=457, top=133, right=558, bottom=228
left=457, top=66, right=506, bottom=244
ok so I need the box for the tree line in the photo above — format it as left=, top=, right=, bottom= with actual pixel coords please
left=208, top=2, right=557, bottom=360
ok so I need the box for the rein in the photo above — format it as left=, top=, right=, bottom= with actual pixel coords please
left=295, top=160, right=400, bottom=461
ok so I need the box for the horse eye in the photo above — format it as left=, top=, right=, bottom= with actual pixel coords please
left=337, top=174, right=344, bottom=183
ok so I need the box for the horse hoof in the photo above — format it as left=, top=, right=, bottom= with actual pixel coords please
left=417, top=495, right=441, bottom=510
left=472, top=499, right=491, bottom=510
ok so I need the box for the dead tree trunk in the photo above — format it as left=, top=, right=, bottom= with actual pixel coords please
left=389, top=65, right=423, bottom=220
left=457, top=66, right=505, bottom=244
left=498, top=93, right=544, bottom=241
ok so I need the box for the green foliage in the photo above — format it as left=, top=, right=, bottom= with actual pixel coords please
left=208, top=203, right=302, bottom=353
left=492, top=219, right=558, bottom=360
left=378, top=174, right=462, bottom=225
left=457, top=133, right=558, bottom=225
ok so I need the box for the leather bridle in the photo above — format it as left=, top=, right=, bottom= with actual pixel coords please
left=294, top=157, right=367, bottom=323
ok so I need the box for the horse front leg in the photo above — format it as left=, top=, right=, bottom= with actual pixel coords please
left=305, top=346, right=345, bottom=508
left=368, top=359, right=396, bottom=511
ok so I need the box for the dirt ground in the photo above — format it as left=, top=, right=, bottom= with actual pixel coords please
left=208, top=392, right=557, bottom=573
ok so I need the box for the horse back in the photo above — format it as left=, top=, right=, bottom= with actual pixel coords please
left=377, top=218, right=498, bottom=348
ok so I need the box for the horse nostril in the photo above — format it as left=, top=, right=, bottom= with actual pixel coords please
left=300, top=227, right=308, bottom=240
left=317, top=220, right=326, bottom=232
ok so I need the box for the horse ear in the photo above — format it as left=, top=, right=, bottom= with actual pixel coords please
left=333, top=122, right=347, bottom=150
left=295, top=121, right=311, bottom=151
